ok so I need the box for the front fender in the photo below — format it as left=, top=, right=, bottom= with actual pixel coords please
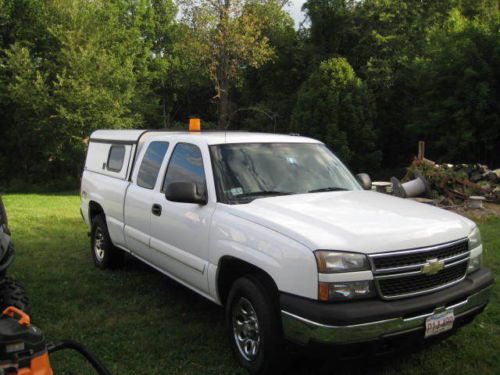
left=209, top=209, right=318, bottom=301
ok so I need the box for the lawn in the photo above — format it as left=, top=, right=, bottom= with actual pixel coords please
left=3, top=193, right=500, bottom=375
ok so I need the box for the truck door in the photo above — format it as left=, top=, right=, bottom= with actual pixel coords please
left=149, top=142, right=215, bottom=294
left=124, top=141, right=170, bottom=259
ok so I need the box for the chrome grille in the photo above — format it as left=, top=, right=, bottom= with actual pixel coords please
left=372, top=240, right=469, bottom=270
left=378, top=262, right=468, bottom=297
left=369, top=239, right=470, bottom=300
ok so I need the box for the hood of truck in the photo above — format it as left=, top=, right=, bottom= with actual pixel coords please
left=227, top=191, right=475, bottom=253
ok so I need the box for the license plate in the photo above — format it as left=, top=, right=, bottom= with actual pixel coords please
left=425, top=311, right=455, bottom=338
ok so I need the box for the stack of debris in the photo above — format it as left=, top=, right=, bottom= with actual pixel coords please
left=401, top=159, right=500, bottom=206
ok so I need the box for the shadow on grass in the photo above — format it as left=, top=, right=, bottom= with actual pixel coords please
left=121, top=254, right=224, bottom=318
left=120, top=253, right=432, bottom=375
left=284, top=333, right=455, bottom=375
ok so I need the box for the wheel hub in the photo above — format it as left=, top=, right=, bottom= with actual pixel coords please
left=232, top=297, right=260, bottom=361
left=94, top=228, right=105, bottom=261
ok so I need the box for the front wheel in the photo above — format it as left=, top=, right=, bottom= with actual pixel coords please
left=226, top=275, right=284, bottom=375
left=91, top=215, right=122, bottom=269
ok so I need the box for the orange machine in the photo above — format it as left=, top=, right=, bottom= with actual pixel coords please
left=0, top=307, right=110, bottom=375
left=0, top=306, right=52, bottom=375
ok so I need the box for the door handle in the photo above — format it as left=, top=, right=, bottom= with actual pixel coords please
left=152, top=204, right=162, bottom=216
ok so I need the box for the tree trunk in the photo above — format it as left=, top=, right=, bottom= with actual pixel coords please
left=217, top=0, right=231, bottom=130
left=218, top=80, right=230, bottom=129
left=162, top=94, right=167, bottom=128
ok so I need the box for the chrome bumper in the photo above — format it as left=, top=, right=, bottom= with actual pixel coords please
left=281, top=286, right=491, bottom=345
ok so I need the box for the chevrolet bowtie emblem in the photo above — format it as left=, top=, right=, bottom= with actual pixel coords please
left=421, top=258, right=445, bottom=275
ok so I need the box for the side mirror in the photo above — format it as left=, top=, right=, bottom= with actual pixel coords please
left=165, top=182, right=207, bottom=205
left=356, top=173, right=372, bottom=190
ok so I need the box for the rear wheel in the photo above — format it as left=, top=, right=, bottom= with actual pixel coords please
left=0, top=278, right=30, bottom=315
left=91, top=215, right=123, bottom=269
left=226, top=275, right=284, bottom=375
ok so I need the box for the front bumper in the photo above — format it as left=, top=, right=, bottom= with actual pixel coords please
left=281, top=268, right=493, bottom=345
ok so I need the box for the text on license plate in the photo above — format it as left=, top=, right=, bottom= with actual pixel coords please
left=425, top=311, right=455, bottom=338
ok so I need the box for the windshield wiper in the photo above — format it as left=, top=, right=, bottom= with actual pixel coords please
left=236, top=191, right=294, bottom=199
left=308, top=187, right=348, bottom=193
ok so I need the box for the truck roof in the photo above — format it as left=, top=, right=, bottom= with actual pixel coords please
left=90, top=130, right=321, bottom=146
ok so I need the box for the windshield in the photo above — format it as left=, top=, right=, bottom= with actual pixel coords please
left=210, top=143, right=361, bottom=204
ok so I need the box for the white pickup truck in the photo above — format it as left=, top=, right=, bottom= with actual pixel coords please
left=80, top=129, right=493, bottom=374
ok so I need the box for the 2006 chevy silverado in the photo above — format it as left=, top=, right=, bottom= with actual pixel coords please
left=80, top=128, right=493, bottom=374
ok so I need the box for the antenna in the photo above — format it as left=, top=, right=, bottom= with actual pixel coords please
left=226, top=107, right=278, bottom=135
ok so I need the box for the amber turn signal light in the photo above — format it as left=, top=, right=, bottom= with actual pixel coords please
left=318, top=282, right=330, bottom=302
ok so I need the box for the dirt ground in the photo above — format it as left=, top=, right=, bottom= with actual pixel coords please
left=448, top=202, right=500, bottom=221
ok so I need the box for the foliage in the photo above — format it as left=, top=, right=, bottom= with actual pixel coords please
left=301, top=0, right=500, bottom=171
left=237, top=0, right=304, bottom=133
left=292, top=57, right=381, bottom=171
left=303, top=0, right=358, bottom=60
left=1, top=0, right=500, bottom=189
left=407, top=10, right=500, bottom=165
left=0, top=0, right=178, bottom=185
left=178, top=0, right=280, bottom=128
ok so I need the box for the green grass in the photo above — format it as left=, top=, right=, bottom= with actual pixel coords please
left=3, top=193, right=500, bottom=374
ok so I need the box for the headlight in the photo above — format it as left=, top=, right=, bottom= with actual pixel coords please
left=315, top=251, right=373, bottom=301
left=314, top=251, right=370, bottom=273
left=319, top=280, right=376, bottom=301
left=468, top=226, right=482, bottom=250
left=467, top=253, right=482, bottom=274
left=467, top=227, right=483, bottom=274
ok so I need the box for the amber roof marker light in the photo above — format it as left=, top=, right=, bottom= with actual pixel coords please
left=189, top=117, right=201, bottom=132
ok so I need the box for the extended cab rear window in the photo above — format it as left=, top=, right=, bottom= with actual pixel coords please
left=137, top=142, right=169, bottom=189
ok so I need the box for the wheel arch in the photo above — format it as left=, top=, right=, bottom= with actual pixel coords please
left=216, top=256, right=279, bottom=306
left=88, top=200, right=105, bottom=222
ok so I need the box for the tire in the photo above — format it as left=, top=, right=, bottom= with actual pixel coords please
left=91, top=215, right=123, bottom=269
left=0, top=278, right=30, bottom=315
left=0, top=243, right=16, bottom=278
left=0, top=195, right=9, bottom=231
left=226, top=275, right=284, bottom=375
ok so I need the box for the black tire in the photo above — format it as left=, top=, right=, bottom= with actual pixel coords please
left=226, top=275, right=284, bottom=375
left=0, top=195, right=9, bottom=231
left=0, top=243, right=16, bottom=278
left=91, top=215, right=123, bottom=269
left=0, top=278, right=30, bottom=315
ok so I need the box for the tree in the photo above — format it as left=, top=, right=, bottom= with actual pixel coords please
left=178, top=0, right=280, bottom=128
left=0, top=0, right=178, bottom=186
left=2, top=44, right=52, bottom=181
left=0, top=0, right=53, bottom=183
left=407, top=9, right=500, bottom=165
left=292, top=57, right=381, bottom=171
left=349, top=0, right=459, bottom=168
left=302, top=0, right=500, bottom=169
left=237, top=0, right=304, bottom=133
left=136, top=0, right=197, bottom=128
left=303, top=0, right=358, bottom=61
left=1, top=0, right=499, bottom=189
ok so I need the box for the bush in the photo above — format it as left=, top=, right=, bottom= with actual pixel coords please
left=292, top=57, right=381, bottom=172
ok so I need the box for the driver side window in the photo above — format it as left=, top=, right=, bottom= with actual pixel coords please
left=162, top=143, right=207, bottom=197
